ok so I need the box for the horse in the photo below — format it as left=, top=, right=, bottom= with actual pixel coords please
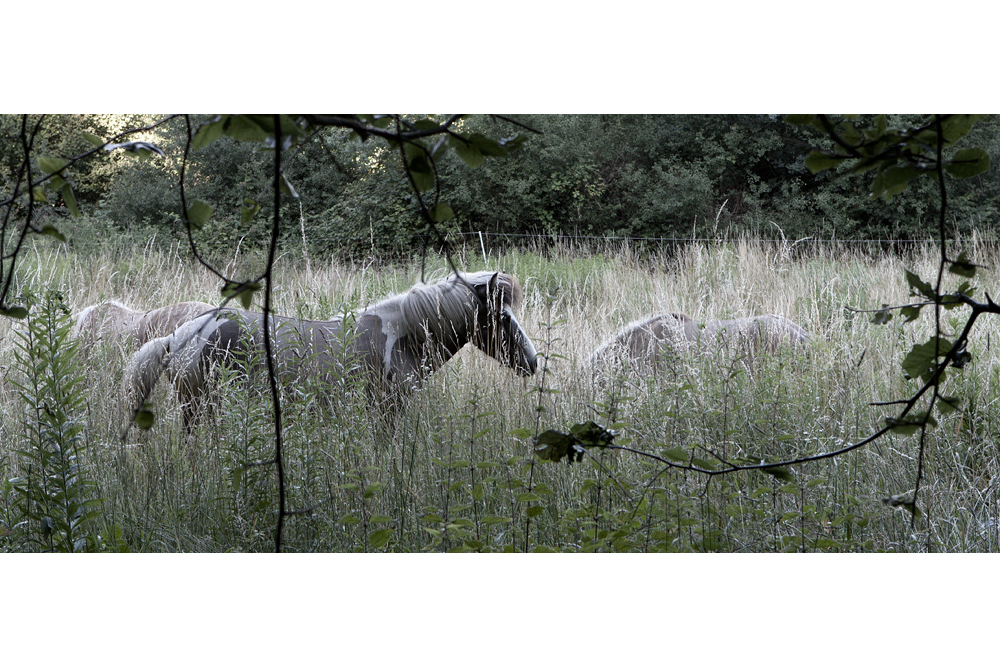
left=588, top=312, right=697, bottom=374
left=700, top=315, right=809, bottom=358
left=588, top=312, right=808, bottom=375
left=73, top=300, right=218, bottom=353
left=125, top=271, right=538, bottom=428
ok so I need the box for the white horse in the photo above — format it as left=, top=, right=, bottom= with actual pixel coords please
left=73, top=300, right=217, bottom=352
left=126, top=271, right=538, bottom=427
left=589, top=312, right=808, bottom=375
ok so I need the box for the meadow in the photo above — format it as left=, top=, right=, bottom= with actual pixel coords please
left=2, top=234, right=999, bottom=552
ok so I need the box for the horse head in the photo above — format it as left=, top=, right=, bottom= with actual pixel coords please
left=470, top=272, right=537, bottom=377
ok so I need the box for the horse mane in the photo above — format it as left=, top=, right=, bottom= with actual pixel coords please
left=393, top=271, right=522, bottom=342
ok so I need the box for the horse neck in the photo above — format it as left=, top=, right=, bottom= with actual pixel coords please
left=382, top=281, right=476, bottom=379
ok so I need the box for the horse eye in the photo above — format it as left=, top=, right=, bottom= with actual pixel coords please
left=501, top=312, right=511, bottom=325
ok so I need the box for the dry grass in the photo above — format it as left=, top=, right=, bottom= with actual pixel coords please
left=3, top=235, right=1000, bottom=552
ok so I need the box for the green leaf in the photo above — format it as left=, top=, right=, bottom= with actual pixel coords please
left=886, top=411, right=936, bottom=436
left=61, top=184, right=80, bottom=217
left=945, top=148, right=989, bottom=179
left=662, top=447, right=688, bottom=462
left=451, top=136, right=485, bottom=169
left=186, top=199, right=214, bottom=228
left=219, top=281, right=261, bottom=310
left=763, top=467, right=794, bottom=483
left=31, top=186, right=47, bottom=203
left=37, top=157, right=69, bottom=174
left=901, top=336, right=952, bottom=380
left=192, top=115, right=227, bottom=150
left=949, top=251, right=977, bottom=278
left=241, top=198, right=260, bottom=224
left=526, top=506, right=544, bottom=518
left=413, top=119, right=440, bottom=131
left=468, top=133, right=508, bottom=157
left=134, top=406, right=155, bottom=430
left=223, top=115, right=270, bottom=142
left=849, top=158, right=882, bottom=175
left=937, top=395, right=964, bottom=415
left=568, top=421, right=614, bottom=446
left=239, top=283, right=260, bottom=310
left=904, top=269, right=936, bottom=301
left=509, top=428, right=533, bottom=439
left=1, top=304, right=29, bottom=319
left=481, top=516, right=512, bottom=525
left=471, top=482, right=484, bottom=501
left=870, top=305, right=893, bottom=325
left=369, top=515, right=392, bottom=524
left=406, top=161, right=435, bottom=192
left=839, top=121, right=860, bottom=145
left=900, top=305, right=921, bottom=323
left=516, top=492, right=543, bottom=503
left=690, top=457, right=717, bottom=470
left=804, top=150, right=843, bottom=174
left=940, top=114, right=987, bottom=145
left=878, top=165, right=924, bottom=200
left=82, top=132, right=105, bottom=147
left=428, top=203, right=454, bottom=223
left=784, top=114, right=815, bottom=125
left=39, top=224, right=66, bottom=243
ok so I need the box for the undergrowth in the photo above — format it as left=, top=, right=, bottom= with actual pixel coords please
left=1, top=237, right=999, bottom=551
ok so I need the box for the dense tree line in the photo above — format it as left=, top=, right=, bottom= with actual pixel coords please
left=3, top=114, right=998, bottom=259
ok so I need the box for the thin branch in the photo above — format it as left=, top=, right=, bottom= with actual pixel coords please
left=491, top=115, right=544, bottom=135
left=909, top=114, right=950, bottom=526
left=178, top=115, right=231, bottom=284
left=302, top=114, right=465, bottom=142
left=0, top=115, right=46, bottom=307
left=267, top=114, right=287, bottom=553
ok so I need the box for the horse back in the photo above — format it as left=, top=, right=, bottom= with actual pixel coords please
left=138, top=301, right=216, bottom=347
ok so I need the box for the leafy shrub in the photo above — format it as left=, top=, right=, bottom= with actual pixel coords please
left=6, top=289, right=123, bottom=552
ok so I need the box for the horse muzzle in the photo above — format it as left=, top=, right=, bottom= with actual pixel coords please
left=515, top=351, right=538, bottom=377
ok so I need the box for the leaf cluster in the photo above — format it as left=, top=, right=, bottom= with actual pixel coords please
left=533, top=421, right=615, bottom=464
left=791, top=114, right=990, bottom=199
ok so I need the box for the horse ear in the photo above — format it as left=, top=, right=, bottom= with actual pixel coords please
left=488, top=272, right=501, bottom=302
left=473, top=280, right=489, bottom=303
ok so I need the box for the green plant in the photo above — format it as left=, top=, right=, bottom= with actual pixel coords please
left=8, top=289, right=122, bottom=552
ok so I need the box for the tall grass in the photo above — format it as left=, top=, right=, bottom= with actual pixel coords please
left=2, top=235, right=999, bottom=551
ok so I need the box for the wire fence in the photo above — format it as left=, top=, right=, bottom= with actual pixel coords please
left=40, top=225, right=1000, bottom=252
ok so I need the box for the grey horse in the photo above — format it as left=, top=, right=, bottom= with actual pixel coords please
left=126, top=271, right=538, bottom=427
left=588, top=312, right=808, bottom=374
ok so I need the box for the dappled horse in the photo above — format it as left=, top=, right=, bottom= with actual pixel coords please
left=73, top=300, right=218, bottom=353
left=125, top=271, right=538, bottom=427
left=588, top=312, right=808, bottom=375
